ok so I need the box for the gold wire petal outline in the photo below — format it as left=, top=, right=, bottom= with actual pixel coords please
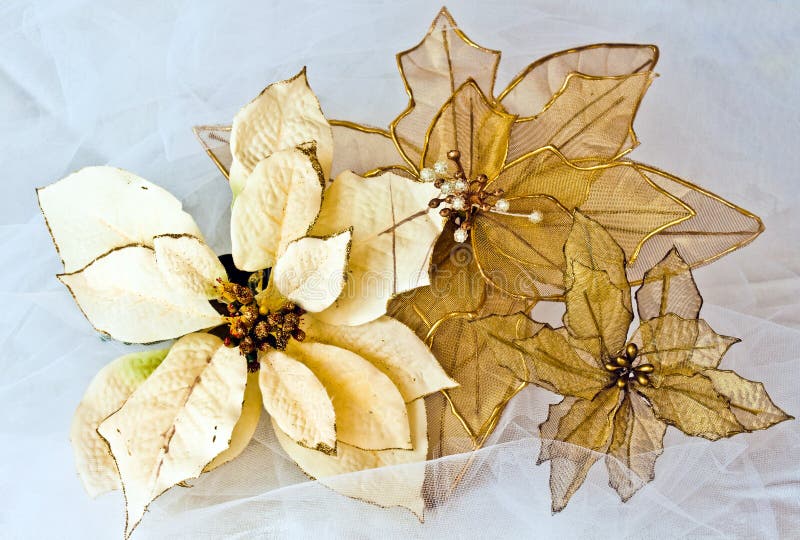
left=390, top=7, right=502, bottom=175
left=496, top=42, right=660, bottom=118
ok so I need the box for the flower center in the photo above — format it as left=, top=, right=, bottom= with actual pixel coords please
left=603, top=343, right=654, bottom=389
left=216, top=280, right=306, bottom=371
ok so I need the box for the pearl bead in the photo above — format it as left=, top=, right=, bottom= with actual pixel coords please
left=433, top=160, right=448, bottom=175
left=453, top=179, right=468, bottom=192
left=528, top=210, right=543, bottom=223
left=453, top=228, right=469, bottom=243
left=440, top=182, right=454, bottom=196
left=494, top=198, right=509, bottom=212
left=451, top=197, right=466, bottom=211
left=420, top=168, right=436, bottom=182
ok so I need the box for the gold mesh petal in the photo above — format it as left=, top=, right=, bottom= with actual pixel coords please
left=329, top=120, right=413, bottom=179
left=637, top=373, right=744, bottom=440
left=636, top=247, right=702, bottom=321
left=422, top=80, right=515, bottom=180
left=702, top=370, right=792, bottom=431
left=538, top=388, right=622, bottom=512
left=504, top=72, right=655, bottom=164
left=393, top=7, right=501, bottom=172
left=499, top=43, right=659, bottom=118
left=624, top=164, right=764, bottom=281
left=470, top=197, right=572, bottom=298
left=193, top=125, right=233, bottom=179
left=606, top=391, right=666, bottom=502
left=632, top=314, right=739, bottom=386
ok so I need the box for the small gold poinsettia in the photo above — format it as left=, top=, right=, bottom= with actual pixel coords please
left=505, top=212, right=791, bottom=511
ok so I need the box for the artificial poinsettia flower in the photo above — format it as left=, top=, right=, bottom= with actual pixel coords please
left=387, top=6, right=764, bottom=460
left=39, top=164, right=455, bottom=537
left=504, top=212, right=791, bottom=511
left=224, top=69, right=444, bottom=326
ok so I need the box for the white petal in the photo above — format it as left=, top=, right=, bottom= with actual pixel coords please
left=286, top=341, right=411, bottom=451
left=37, top=166, right=202, bottom=272
left=204, top=371, right=263, bottom=472
left=231, top=147, right=324, bottom=272
left=273, top=398, right=427, bottom=518
left=58, top=245, right=223, bottom=343
left=97, top=333, right=247, bottom=538
left=153, top=234, right=227, bottom=299
left=302, top=315, right=457, bottom=401
left=229, top=68, right=332, bottom=195
left=272, top=231, right=351, bottom=313
left=259, top=350, right=336, bottom=453
left=70, top=348, right=168, bottom=498
left=311, top=171, right=443, bottom=326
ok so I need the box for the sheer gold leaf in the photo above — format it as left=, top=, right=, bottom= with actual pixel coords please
left=421, top=80, right=515, bottom=181
left=638, top=373, right=743, bottom=440
left=538, top=388, right=622, bottom=512
left=471, top=196, right=573, bottom=298
left=606, top=391, right=666, bottom=502
left=330, top=120, right=412, bottom=179
left=636, top=248, right=702, bottom=321
left=504, top=72, right=655, bottom=164
left=703, top=370, right=792, bottom=431
left=564, top=263, right=632, bottom=358
left=513, top=327, right=608, bottom=400
left=192, top=125, right=233, bottom=179
left=492, top=146, right=595, bottom=210
left=204, top=371, right=262, bottom=472
left=632, top=314, right=739, bottom=386
left=393, top=7, right=501, bottom=171
left=259, top=350, right=337, bottom=453
left=70, top=349, right=167, bottom=498
left=97, top=333, right=247, bottom=538
left=624, top=164, right=764, bottom=282
left=285, top=341, right=411, bottom=451
left=564, top=211, right=629, bottom=306
left=273, top=398, right=428, bottom=518
left=425, top=313, right=543, bottom=450
left=579, top=163, right=692, bottom=264
left=499, top=43, right=659, bottom=118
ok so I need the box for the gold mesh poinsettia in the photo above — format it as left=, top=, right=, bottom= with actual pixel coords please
left=387, top=7, right=764, bottom=458
left=505, top=212, right=791, bottom=511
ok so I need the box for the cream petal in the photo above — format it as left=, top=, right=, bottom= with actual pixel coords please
left=70, top=348, right=168, bottom=498
left=230, top=146, right=325, bottom=272
left=229, top=68, right=332, bottom=193
left=97, top=334, right=247, bottom=538
left=286, top=341, right=411, bottom=451
left=302, top=315, right=457, bottom=402
left=58, top=245, right=223, bottom=344
left=259, top=350, right=336, bottom=453
left=153, top=234, right=227, bottom=299
left=311, top=171, right=443, bottom=326
left=272, top=231, right=351, bottom=313
left=37, top=166, right=202, bottom=272
left=273, top=398, right=427, bottom=518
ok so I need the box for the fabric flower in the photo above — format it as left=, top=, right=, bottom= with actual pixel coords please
left=39, top=146, right=454, bottom=536
left=507, top=212, right=791, bottom=511
left=387, top=7, right=764, bottom=459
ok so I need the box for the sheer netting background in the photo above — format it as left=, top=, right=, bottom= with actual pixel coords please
left=1, top=1, right=798, bottom=538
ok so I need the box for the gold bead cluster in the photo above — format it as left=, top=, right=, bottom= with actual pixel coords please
left=604, top=343, right=655, bottom=388
left=217, top=279, right=306, bottom=371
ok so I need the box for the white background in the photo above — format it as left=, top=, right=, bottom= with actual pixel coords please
left=1, top=1, right=798, bottom=538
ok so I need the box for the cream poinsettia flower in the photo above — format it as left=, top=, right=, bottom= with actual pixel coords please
left=38, top=164, right=456, bottom=538
left=227, top=68, right=444, bottom=326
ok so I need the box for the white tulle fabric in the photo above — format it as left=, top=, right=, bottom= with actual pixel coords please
left=1, top=1, right=799, bottom=538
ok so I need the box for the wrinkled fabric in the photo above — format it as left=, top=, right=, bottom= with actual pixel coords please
left=1, top=0, right=798, bottom=538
